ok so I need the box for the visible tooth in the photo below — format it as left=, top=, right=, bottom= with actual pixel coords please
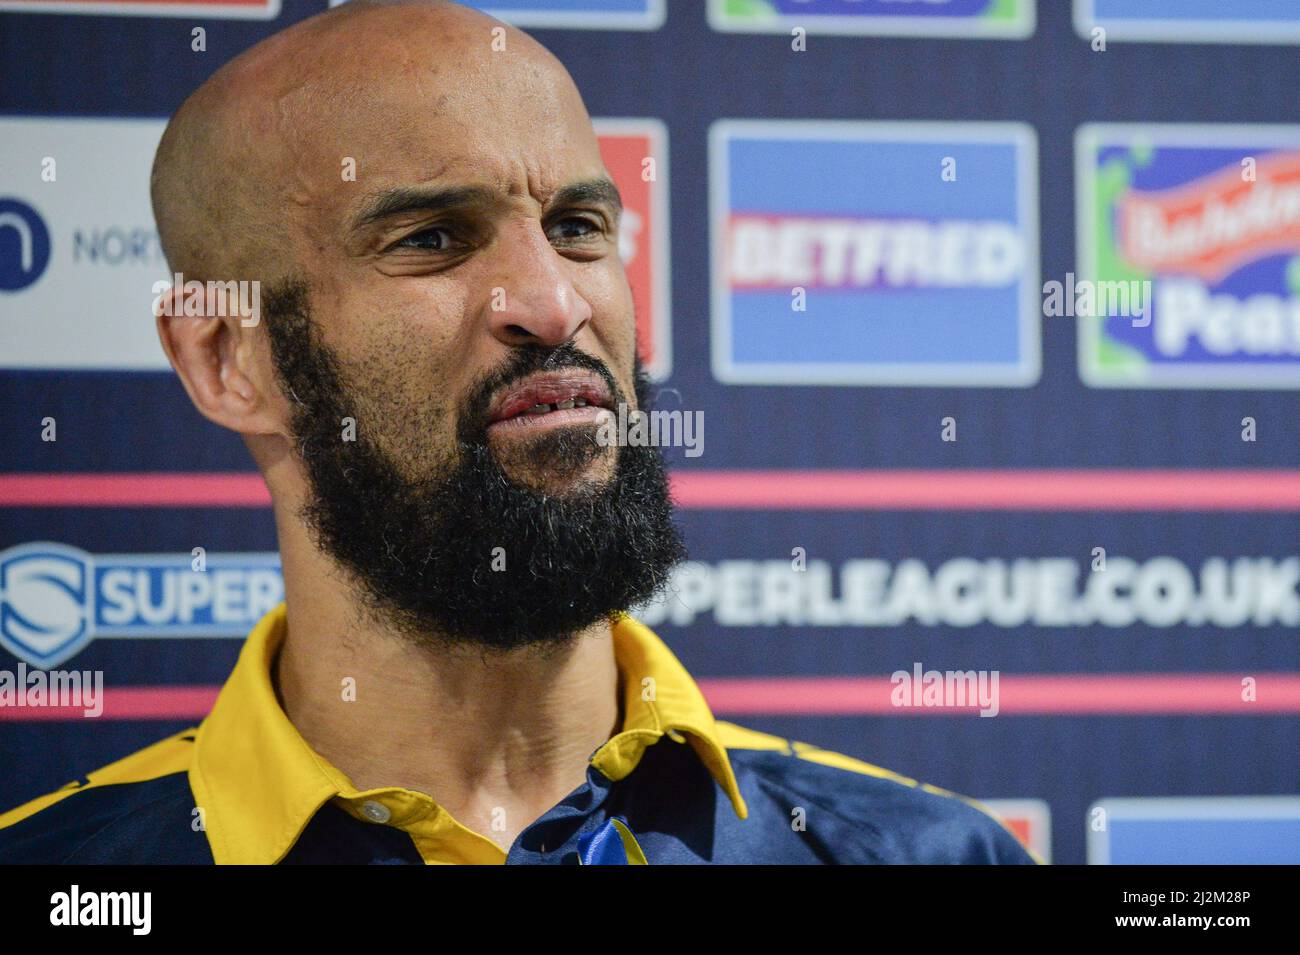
left=573, top=398, right=588, bottom=407
left=525, top=403, right=552, bottom=415
left=554, top=398, right=576, bottom=410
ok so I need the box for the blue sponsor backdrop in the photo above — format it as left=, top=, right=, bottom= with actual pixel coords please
left=1, top=1, right=1298, bottom=864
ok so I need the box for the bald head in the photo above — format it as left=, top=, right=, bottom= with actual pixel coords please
left=151, top=0, right=594, bottom=285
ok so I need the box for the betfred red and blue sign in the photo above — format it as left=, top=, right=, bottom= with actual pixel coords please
left=710, top=120, right=1040, bottom=387
left=1076, top=124, right=1300, bottom=389
left=1075, top=0, right=1300, bottom=45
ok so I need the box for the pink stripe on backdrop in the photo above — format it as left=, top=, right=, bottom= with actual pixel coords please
left=0, top=687, right=220, bottom=722
left=0, top=473, right=271, bottom=508
left=3, top=470, right=1300, bottom=510
left=2, top=675, right=1297, bottom=721
left=697, top=674, right=1300, bottom=715
left=669, top=469, right=1300, bottom=511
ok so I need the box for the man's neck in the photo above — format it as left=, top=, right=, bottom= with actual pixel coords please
left=271, top=516, right=622, bottom=852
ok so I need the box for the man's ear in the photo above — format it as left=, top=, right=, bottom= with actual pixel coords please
left=155, top=283, right=288, bottom=438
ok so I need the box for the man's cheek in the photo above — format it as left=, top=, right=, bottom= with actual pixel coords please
left=585, top=275, right=638, bottom=359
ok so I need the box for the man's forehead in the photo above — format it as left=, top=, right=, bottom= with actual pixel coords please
left=222, top=7, right=596, bottom=170
left=250, top=57, right=603, bottom=222
left=261, top=39, right=588, bottom=138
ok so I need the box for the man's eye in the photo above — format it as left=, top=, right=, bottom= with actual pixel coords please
left=394, top=226, right=456, bottom=252
left=549, top=217, right=602, bottom=242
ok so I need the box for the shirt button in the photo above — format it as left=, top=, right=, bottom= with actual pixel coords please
left=360, top=800, right=392, bottom=824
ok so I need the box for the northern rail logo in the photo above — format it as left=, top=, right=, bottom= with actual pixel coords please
left=0, top=197, right=51, bottom=292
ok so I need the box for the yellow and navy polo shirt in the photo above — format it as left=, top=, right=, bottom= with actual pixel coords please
left=0, top=604, right=1038, bottom=865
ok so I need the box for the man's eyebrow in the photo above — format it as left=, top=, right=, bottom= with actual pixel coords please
left=552, top=177, right=623, bottom=214
left=349, top=178, right=621, bottom=234
left=350, top=185, right=499, bottom=232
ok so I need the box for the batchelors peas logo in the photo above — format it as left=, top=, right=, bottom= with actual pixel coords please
left=1077, top=124, right=1300, bottom=389
left=0, top=543, right=283, bottom=669
left=0, top=198, right=52, bottom=292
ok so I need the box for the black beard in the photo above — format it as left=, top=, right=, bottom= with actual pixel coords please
left=262, top=279, right=686, bottom=652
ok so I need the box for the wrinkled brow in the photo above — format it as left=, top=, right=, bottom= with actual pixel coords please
left=350, top=177, right=623, bottom=233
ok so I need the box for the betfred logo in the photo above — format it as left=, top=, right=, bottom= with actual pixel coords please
left=0, top=0, right=280, bottom=18
left=1076, top=124, right=1300, bottom=389
left=595, top=119, right=671, bottom=380
left=727, top=215, right=1023, bottom=291
left=710, top=120, right=1040, bottom=386
left=709, top=0, right=1034, bottom=39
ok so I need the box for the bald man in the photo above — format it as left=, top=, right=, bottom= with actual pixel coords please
left=0, top=0, right=1035, bottom=865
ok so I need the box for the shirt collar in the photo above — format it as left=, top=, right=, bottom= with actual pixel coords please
left=190, top=602, right=746, bottom=865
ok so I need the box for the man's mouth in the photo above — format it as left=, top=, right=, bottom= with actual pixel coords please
left=486, top=370, right=616, bottom=434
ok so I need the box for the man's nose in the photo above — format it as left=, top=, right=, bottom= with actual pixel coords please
left=485, top=221, right=593, bottom=348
